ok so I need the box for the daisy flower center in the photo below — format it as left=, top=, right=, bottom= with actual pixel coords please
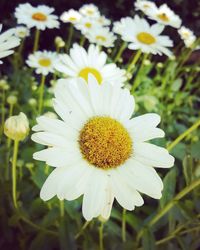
left=32, top=12, right=47, bottom=22
left=157, top=13, right=169, bottom=22
left=69, top=17, right=77, bottom=21
left=137, top=32, right=156, bottom=45
left=38, top=58, right=51, bottom=67
left=87, top=10, right=94, bottom=15
left=96, top=35, right=107, bottom=42
left=79, top=67, right=102, bottom=84
left=79, top=116, right=132, bottom=169
left=85, top=22, right=92, bottom=28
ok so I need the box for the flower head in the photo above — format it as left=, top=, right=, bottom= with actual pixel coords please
left=26, top=51, right=57, bottom=75
left=14, top=26, right=30, bottom=38
left=32, top=76, right=174, bottom=221
left=79, top=4, right=100, bottom=18
left=15, top=3, right=59, bottom=30
left=135, top=0, right=156, bottom=13
left=55, top=43, right=126, bottom=86
left=60, top=9, right=82, bottom=24
left=0, top=25, right=20, bottom=64
left=4, top=112, right=29, bottom=141
left=178, top=26, right=197, bottom=48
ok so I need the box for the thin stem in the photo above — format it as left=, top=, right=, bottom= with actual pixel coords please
left=80, top=36, right=86, bottom=47
left=167, top=119, right=200, bottom=152
left=12, top=140, right=19, bottom=209
left=136, top=178, right=200, bottom=242
left=131, top=53, right=148, bottom=93
left=122, top=208, right=127, bottom=242
left=38, top=74, right=46, bottom=114
left=114, top=42, right=127, bottom=63
left=33, top=29, right=40, bottom=52
left=59, top=200, right=64, bottom=218
left=0, top=89, right=6, bottom=139
left=99, top=221, right=104, bottom=250
left=66, top=24, right=74, bottom=52
left=127, top=50, right=142, bottom=73
left=75, top=221, right=90, bottom=239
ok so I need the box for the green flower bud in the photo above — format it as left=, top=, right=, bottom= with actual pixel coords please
left=7, top=95, right=17, bottom=105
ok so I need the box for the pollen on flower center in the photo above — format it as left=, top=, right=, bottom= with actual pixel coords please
left=157, top=13, right=169, bottom=22
left=79, top=67, right=102, bottom=84
left=32, top=12, right=47, bottom=21
left=79, top=116, right=132, bottom=169
left=96, top=35, right=107, bottom=42
left=85, top=22, right=92, bottom=28
left=38, top=58, right=51, bottom=67
left=69, top=17, right=77, bottom=21
left=137, top=32, right=156, bottom=45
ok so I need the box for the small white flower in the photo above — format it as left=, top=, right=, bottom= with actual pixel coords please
left=120, top=15, right=173, bottom=57
left=0, top=25, right=20, bottom=64
left=60, top=9, right=82, bottom=24
left=96, top=15, right=111, bottom=26
left=15, top=3, right=59, bottom=30
left=15, top=26, right=30, bottom=38
left=74, top=16, right=101, bottom=35
left=32, top=76, right=174, bottom=221
left=85, top=27, right=116, bottom=48
left=146, top=3, right=182, bottom=28
left=26, top=51, right=57, bottom=75
left=178, top=26, right=197, bottom=48
left=79, top=4, right=100, bottom=18
left=55, top=43, right=126, bottom=86
left=135, top=0, right=156, bottom=13
left=113, top=17, right=133, bottom=35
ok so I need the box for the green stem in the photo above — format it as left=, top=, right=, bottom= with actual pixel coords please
left=99, top=221, right=104, bottom=250
left=122, top=208, right=127, bottom=242
left=75, top=221, right=90, bottom=239
left=66, top=24, right=73, bottom=52
left=0, top=89, right=6, bottom=139
left=136, top=178, right=200, bottom=242
left=38, top=74, right=46, bottom=114
left=127, top=50, right=142, bottom=73
left=131, top=53, right=148, bottom=93
left=167, top=119, right=200, bottom=152
left=80, top=36, right=86, bottom=47
left=114, top=42, right=127, bottom=63
left=59, top=200, right=64, bottom=218
left=33, top=29, right=40, bottom=52
left=12, top=140, right=19, bottom=209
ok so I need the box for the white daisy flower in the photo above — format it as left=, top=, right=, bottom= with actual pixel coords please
left=120, top=15, right=173, bottom=57
left=113, top=17, right=133, bottom=35
left=55, top=43, right=126, bottom=86
left=15, top=3, right=59, bottom=31
left=60, top=9, right=82, bottom=24
left=178, top=26, right=197, bottom=48
left=79, top=4, right=100, bottom=18
left=146, top=3, right=182, bottom=29
left=15, top=26, right=30, bottom=39
left=85, top=27, right=116, bottom=48
left=96, top=15, right=111, bottom=26
left=135, top=0, right=156, bottom=13
left=32, top=76, right=174, bottom=221
left=74, top=16, right=101, bottom=35
left=0, top=25, right=20, bottom=64
left=26, top=51, right=57, bottom=75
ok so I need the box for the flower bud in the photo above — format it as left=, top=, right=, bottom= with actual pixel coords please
left=4, top=112, right=29, bottom=141
left=55, top=36, right=65, bottom=48
left=28, top=98, right=37, bottom=107
left=7, top=95, right=17, bottom=105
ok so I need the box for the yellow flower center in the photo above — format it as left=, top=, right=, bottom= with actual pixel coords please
left=38, top=58, right=51, bottom=67
left=157, top=13, right=169, bottom=22
left=78, top=67, right=102, bottom=84
left=79, top=116, right=132, bottom=169
left=85, top=22, right=92, bottom=28
left=32, top=12, right=47, bottom=21
left=137, top=32, right=156, bottom=45
left=87, top=10, right=94, bottom=15
left=96, top=35, right=107, bottom=42
left=143, top=4, right=150, bottom=8
left=69, top=17, right=77, bottom=22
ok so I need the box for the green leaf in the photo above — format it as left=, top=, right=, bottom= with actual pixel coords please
left=142, top=228, right=156, bottom=250
left=191, top=141, right=200, bottom=160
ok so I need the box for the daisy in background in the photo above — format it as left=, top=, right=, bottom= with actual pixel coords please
left=178, top=26, right=197, bottom=49
left=0, top=24, right=20, bottom=64
left=74, top=16, right=101, bottom=35
left=113, top=17, right=133, bottom=35
left=15, top=3, right=59, bottom=31
left=85, top=26, right=116, bottom=48
left=120, top=15, right=173, bottom=57
left=135, top=0, right=156, bottom=14
left=55, top=43, right=126, bottom=86
left=60, top=9, right=82, bottom=24
left=145, top=3, right=182, bottom=29
left=26, top=50, right=57, bottom=75
left=79, top=4, right=100, bottom=18
left=32, top=76, right=174, bottom=221
left=96, top=15, right=111, bottom=26
left=14, top=26, right=30, bottom=39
